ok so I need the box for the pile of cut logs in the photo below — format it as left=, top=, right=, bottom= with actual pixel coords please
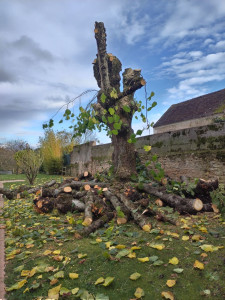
left=0, top=172, right=219, bottom=235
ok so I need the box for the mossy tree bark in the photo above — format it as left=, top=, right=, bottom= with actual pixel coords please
left=93, top=22, right=146, bottom=179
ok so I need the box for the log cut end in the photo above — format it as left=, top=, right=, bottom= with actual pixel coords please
left=82, top=217, right=93, bottom=227
left=117, top=217, right=127, bottom=225
left=64, top=186, right=72, bottom=193
left=193, top=198, right=203, bottom=211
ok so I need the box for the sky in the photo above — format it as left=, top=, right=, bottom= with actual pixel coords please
left=0, top=0, right=225, bottom=147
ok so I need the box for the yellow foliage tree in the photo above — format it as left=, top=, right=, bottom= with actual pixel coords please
left=40, top=130, right=63, bottom=174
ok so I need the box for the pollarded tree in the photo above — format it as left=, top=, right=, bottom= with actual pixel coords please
left=44, top=22, right=156, bottom=179
left=92, top=22, right=147, bottom=179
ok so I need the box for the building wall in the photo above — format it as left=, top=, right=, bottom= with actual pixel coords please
left=153, top=114, right=223, bottom=134
left=69, top=122, right=225, bottom=183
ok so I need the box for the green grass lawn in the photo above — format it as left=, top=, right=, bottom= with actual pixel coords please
left=0, top=174, right=63, bottom=189
left=1, top=180, right=225, bottom=299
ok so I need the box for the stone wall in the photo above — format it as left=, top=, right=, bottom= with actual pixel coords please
left=69, top=122, right=225, bottom=183
left=153, top=114, right=224, bottom=134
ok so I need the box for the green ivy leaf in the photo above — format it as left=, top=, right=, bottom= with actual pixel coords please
left=65, top=109, right=71, bottom=115
left=110, top=88, right=118, bottom=99
left=108, top=108, right=115, bottom=115
left=108, top=116, right=114, bottom=124
left=102, top=116, right=107, bottom=123
left=113, top=114, right=120, bottom=122
left=144, top=145, right=151, bottom=152
left=136, top=129, right=143, bottom=136
left=123, top=105, right=131, bottom=113
left=113, top=123, right=121, bottom=130
left=101, top=93, right=106, bottom=103
left=148, top=91, right=155, bottom=100
left=111, top=129, right=118, bottom=135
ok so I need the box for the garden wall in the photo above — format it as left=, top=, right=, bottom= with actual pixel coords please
left=69, top=122, right=225, bottom=183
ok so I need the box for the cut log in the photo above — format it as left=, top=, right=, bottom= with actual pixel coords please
left=142, top=207, right=177, bottom=225
left=139, top=184, right=204, bottom=214
left=83, top=191, right=94, bottom=226
left=155, top=199, right=164, bottom=207
left=63, top=186, right=72, bottom=193
left=78, top=171, right=94, bottom=181
left=194, top=178, right=219, bottom=203
left=103, top=190, right=129, bottom=224
left=0, top=180, right=57, bottom=200
left=55, top=193, right=74, bottom=213
left=84, top=184, right=91, bottom=191
left=0, top=188, right=17, bottom=200
left=72, top=199, right=85, bottom=212
left=81, top=212, right=114, bottom=236
left=72, top=190, right=87, bottom=199
left=25, top=180, right=57, bottom=196
left=69, top=181, right=109, bottom=190
left=33, top=197, right=55, bottom=213
left=119, top=193, right=152, bottom=231
left=84, top=171, right=89, bottom=177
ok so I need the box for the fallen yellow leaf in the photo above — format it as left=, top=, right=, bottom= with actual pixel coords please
left=193, top=260, right=204, bottom=270
left=6, top=279, right=27, bottom=291
left=166, top=280, right=176, bottom=287
left=199, top=226, right=208, bottom=233
left=169, top=257, right=179, bottom=265
left=21, top=270, right=30, bottom=277
left=142, top=224, right=151, bottom=232
left=131, top=246, right=141, bottom=250
left=95, top=277, right=105, bottom=285
left=134, top=287, right=145, bottom=298
left=138, top=257, right=149, bottom=262
left=69, top=273, right=79, bottom=279
left=48, top=284, right=61, bottom=300
left=161, top=291, right=175, bottom=300
left=149, top=243, right=165, bottom=250
left=182, top=236, right=189, bottom=241
left=128, top=252, right=136, bottom=258
left=53, top=255, right=64, bottom=261
left=201, top=253, right=208, bottom=258
left=77, top=253, right=87, bottom=259
left=43, top=250, right=52, bottom=255
left=200, top=244, right=219, bottom=252
left=72, top=287, right=79, bottom=295
left=115, top=244, right=126, bottom=249
left=130, top=272, right=141, bottom=280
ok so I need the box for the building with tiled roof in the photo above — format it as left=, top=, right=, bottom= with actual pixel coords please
left=153, top=89, right=225, bottom=134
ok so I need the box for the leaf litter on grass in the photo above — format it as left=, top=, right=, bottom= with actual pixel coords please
left=3, top=188, right=225, bottom=299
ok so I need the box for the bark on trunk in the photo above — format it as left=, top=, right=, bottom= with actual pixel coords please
left=111, top=133, right=136, bottom=179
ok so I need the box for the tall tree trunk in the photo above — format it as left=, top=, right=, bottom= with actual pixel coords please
left=93, top=22, right=145, bottom=179
left=111, top=127, right=136, bottom=178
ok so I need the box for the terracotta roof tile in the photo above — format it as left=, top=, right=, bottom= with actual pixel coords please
left=154, top=88, right=225, bottom=128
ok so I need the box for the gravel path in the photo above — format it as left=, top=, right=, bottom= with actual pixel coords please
left=0, top=181, right=5, bottom=300
left=0, top=180, right=25, bottom=300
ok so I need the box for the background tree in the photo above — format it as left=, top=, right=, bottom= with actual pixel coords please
left=40, top=130, right=63, bottom=174
left=0, top=139, right=28, bottom=173
left=14, top=149, right=43, bottom=185
left=5, top=139, right=28, bottom=152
